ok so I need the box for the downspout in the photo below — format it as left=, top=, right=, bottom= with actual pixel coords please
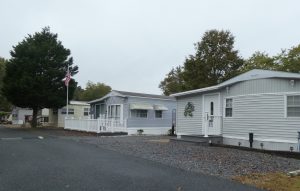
left=298, top=131, right=300, bottom=152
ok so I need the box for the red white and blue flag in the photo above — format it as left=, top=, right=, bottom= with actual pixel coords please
left=64, top=71, right=71, bottom=86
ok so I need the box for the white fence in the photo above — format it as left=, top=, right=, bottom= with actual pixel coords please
left=64, top=118, right=127, bottom=133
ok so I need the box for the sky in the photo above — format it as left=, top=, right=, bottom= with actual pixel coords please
left=1, top=0, right=300, bottom=94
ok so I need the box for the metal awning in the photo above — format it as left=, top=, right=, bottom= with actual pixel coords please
left=130, top=103, right=153, bottom=110
left=153, top=105, right=168, bottom=111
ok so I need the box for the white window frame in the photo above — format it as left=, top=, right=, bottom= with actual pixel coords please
left=61, top=108, right=74, bottom=115
left=131, top=109, right=148, bottom=118
left=83, top=108, right=90, bottom=116
left=225, top=98, right=233, bottom=117
left=285, top=94, right=300, bottom=118
left=107, top=104, right=121, bottom=119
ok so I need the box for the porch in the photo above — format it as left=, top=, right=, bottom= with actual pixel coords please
left=64, top=118, right=127, bottom=133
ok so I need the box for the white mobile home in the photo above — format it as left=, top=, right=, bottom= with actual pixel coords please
left=172, top=69, right=300, bottom=151
left=11, top=107, right=49, bottom=125
left=49, top=101, right=90, bottom=127
left=89, top=90, right=176, bottom=135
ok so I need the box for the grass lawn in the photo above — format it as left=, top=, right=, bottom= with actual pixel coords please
left=233, top=172, right=300, bottom=191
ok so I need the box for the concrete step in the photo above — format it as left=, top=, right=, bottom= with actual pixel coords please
left=169, top=137, right=207, bottom=144
left=170, top=135, right=223, bottom=144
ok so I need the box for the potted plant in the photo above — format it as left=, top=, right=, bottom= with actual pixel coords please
left=137, top=129, right=144, bottom=135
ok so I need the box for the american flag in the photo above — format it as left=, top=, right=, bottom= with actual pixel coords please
left=64, top=70, right=71, bottom=86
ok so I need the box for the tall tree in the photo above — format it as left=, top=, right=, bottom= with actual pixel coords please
left=0, top=57, right=12, bottom=111
left=3, top=27, right=78, bottom=128
left=183, top=29, right=244, bottom=89
left=240, top=51, right=277, bottom=73
left=277, top=45, right=300, bottom=73
left=73, top=86, right=84, bottom=100
left=76, top=81, right=111, bottom=101
left=159, top=66, right=185, bottom=96
left=159, top=29, right=244, bottom=95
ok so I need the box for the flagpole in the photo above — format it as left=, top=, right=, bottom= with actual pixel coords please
left=66, top=65, right=69, bottom=118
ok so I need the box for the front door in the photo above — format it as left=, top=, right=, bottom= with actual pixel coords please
left=203, top=94, right=221, bottom=135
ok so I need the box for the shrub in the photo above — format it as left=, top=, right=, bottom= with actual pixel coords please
left=137, top=129, right=144, bottom=135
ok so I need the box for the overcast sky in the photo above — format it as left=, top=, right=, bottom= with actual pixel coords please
left=1, top=0, right=300, bottom=94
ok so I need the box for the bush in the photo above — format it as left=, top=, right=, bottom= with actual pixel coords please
left=137, top=129, right=144, bottom=135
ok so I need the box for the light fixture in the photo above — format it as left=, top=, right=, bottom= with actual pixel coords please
left=260, top=142, right=264, bottom=149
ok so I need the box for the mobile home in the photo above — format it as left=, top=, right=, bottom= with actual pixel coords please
left=172, top=69, right=300, bottom=151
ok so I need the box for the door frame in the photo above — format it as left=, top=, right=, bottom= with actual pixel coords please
left=202, top=92, right=221, bottom=136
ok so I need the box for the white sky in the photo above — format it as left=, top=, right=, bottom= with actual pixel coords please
left=1, top=0, right=300, bottom=94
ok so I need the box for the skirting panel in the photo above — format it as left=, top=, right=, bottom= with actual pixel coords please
left=127, top=127, right=170, bottom=135
left=223, top=137, right=299, bottom=152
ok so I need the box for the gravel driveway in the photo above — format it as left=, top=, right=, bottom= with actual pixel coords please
left=82, top=135, right=300, bottom=179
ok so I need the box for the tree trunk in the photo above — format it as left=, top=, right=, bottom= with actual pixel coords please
left=31, top=107, right=38, bottom=128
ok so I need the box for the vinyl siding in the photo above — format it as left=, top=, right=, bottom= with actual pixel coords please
left=90, top=96, right=176, bottom=129
left=222, top=78, right=300, bottom=144
left=226, top=78, right=300, bottom=96
left=176, top=95, right=203, bottom=135
left=127, top=97, right=176, bottom=128
left=223, top=93, right=300, bottom=142
left=56, top=104, right=90, bottom=127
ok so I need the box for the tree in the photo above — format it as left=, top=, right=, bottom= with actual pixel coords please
left=73, top=86, right=84, bottom=100
left=183, top=29, right=244, bottom=89
left=277, top=45, right=300, bottom=73
left=239, top=51, right=277, bottom=73
left=75, top=81, right=111, bottom=101
left=0, top=57, right=12, bottom=111
left=159, top=66, right=185, bottom=96
left=3, top=27, right=78, bottom=128
left=159, top=29, right=244, bottom=95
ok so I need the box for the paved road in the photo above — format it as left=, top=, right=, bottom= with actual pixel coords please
left=0, top=126, right=261, bottom=191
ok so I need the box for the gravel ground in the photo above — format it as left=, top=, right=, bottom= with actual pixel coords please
left=82, top=135, right=300, bottom=179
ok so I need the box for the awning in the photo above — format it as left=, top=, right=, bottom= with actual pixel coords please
left=153, top=105, right=168, bottom=111
left=130, top=103, right=153, bottom=110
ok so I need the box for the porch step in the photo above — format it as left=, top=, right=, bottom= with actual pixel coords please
left=169, top=137, right=207, bottom=144
left=170, top=135, right=223, bottom=145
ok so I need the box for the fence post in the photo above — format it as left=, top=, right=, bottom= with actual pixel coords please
left=97, top=118, right=100, bottom=134
left=111, top=119, right=114, bottom=133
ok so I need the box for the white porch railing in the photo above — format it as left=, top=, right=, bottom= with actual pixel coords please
left=64, top=118, right=127, bottom=133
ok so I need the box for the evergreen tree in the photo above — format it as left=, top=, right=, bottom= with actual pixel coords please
left=3, top=27, right=78, bottom=128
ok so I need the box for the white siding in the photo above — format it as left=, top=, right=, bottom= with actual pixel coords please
left=176, top=95, right=202, bottom=135
left=226, top=78, right=300, bottom=96
left=56, top=104, right=91, bottom=127
left=223, top=93, right=300, bottom=143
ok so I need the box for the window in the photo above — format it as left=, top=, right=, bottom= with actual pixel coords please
left=12, top=114, right=18, bottom=120
left=52, top=109, right=58, bottom=115
left=83, top=108, right=90, bottom=116
left=61, top=108, right=74, bottom=115
left=287, top=95, right=300, bottom=117
left=43, top=117, right=49, bottom=122
left=210, top=102, right=214, bottom=115
left=131, top=110, right=148, bottom=118
left=225, top=98, right=233, bottom=117
left=155, top=110, right=163, bottom=118
left=95, top=104, right=106, bottom=118
left=107, top=105, right=121, bottom=119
